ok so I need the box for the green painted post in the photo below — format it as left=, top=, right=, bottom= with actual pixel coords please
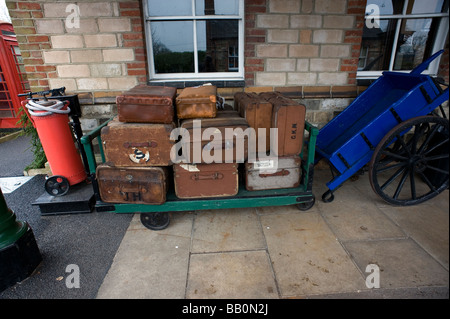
left=0, top=189, right=28, bottom=250
left=0, top=188, right=42, bottom=292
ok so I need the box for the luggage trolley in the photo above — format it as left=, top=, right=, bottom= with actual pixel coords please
left=80, top=120, right=318, bottom=230
left=315, top=50, right=449, bottom=205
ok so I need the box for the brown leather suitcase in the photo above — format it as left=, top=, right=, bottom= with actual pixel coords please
left=245, top=155, right=301, bottom=191
left=176, top=84, right=217, bottom=119
left=96, top=164, right=168, bottom=204
left=116, top=85, right=177, bottom=123
left=173, top=163, right=238, bottom=198
left=178, top=110, right=249, bottom=163
left=234, top=92, right=273, bottom=152
left=101, top=119, right=175, bottom=166
left=259, top=92, right=306, bottom=156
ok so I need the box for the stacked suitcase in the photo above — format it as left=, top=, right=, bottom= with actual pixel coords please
left=96, top=84, right=307, bottom=205
left=97, top=85, right=177, bottom=204
left=235, top=91, right=306, bottom=191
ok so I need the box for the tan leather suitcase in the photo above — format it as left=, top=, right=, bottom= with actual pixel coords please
left=234, top=92, right=273, bottom=152
left=178, top=110, right=249, bottom=163
left=173, top=163, right=238, bottom=198
left=259, top=92, right=306, bottom=156
left=116, top=85, right=177, bottom=123
left=96, top=164, right=168, bottom=204
left=245, top=155, right=301, bottom=191
left=176, top=85, right=217, bottom=119
left=101, top=119, right=175, bottom=166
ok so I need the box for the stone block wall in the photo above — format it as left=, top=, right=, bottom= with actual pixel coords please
left=5, top=0, right=448, bottom=129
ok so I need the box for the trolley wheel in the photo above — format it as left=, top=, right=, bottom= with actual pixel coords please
left=297, top=195, right=315, bottom=211
left=44, top=175, right=70, bottom=196
left=140, top=212, right=170, bottom=231
left=369, top=116, right=449, bottom=206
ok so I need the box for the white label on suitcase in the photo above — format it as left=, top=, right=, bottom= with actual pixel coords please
left=254, top=160, right=274, bottom=169
left=180, top=164, right=200, bottom=172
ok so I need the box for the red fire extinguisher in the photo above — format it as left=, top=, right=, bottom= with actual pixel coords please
left=23, top=99, right=87, bottom=196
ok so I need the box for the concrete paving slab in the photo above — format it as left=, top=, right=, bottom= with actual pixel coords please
left=96, top=212, right=193, bottom=299
left=260, top=211, right=367, bottom=297
left=317, top=182, right=406, bottom=241
left=191, top=208, right=266, bottom=253
left=379, top=201, right=449, bottom=269
left=344, top=239, right=449, bottom=289
left=186, top=250, right=278, bottom=299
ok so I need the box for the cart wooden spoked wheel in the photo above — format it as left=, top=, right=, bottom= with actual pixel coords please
left=369, top=115, right=449, bottom=206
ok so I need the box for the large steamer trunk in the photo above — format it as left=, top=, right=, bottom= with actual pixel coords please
left=245, top=155, right=301, bottom=191
left=176, top=85, right=217, bottom=119
left=116, top=85, right=177, bottom=124
left=259, top=92, right=306, bottom=156
left=234, top=92, right=273, bottom=152
left=97, top=164, right=169, bottom=204
left=173, top=163, right=239, bottom=199
left=101, top=119, right=176, bottom=167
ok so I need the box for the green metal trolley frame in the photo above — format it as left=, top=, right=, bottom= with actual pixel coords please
left=80, top=118, right=319, bottom=230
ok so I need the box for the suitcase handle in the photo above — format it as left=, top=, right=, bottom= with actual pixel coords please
left=191, top=172, right=224, bottom=181
left=123, top=141, right=158, bottom=148
left=259, top=169, right=290, bottom=178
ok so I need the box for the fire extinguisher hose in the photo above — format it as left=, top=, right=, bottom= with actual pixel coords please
left=26, top=99, right=71, bottom=117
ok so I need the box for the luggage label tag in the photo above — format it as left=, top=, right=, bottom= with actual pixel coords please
left=124, top=141, right=157, bottom=164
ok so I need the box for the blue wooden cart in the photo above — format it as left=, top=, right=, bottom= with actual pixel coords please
left=315, top=50, right=449, bottom=205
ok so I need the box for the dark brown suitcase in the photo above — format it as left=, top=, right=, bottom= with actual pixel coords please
left=178, top=110, right=249, bottom=163
left=101, top=119, right=175, bottom=166
left=173, top=163, right=238, bottom=198
left=234, top=92, right=273, bottom=152
left=259, top=92, right=306, bottom=156
left=116, top=85, right=177, bottom=123
left=96, top=164, right=168, bottom=204
left=176, top=84, right=217, bottom=119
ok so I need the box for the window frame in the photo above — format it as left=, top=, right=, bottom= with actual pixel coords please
left=143, top=0, right=245, bottom=82
left=357, top=0, right=449, bottom=80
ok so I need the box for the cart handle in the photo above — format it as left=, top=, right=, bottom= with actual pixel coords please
left=410, top=50, right=444, bottom=75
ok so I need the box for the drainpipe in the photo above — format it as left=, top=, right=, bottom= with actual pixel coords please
left=0, top=188, right=42, bottom=292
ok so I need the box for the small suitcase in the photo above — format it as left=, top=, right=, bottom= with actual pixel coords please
left=173, top=163, right=238, bottom=198
left=245, top=155, right=301, bottom=191
left=101, top=119, right=175, bottom=166
left=96, top=164, right=168, bottom=204
left=178, top=110, right=249, bottom=163
left=116, top=85, right=177, bottom=123
left=259, top=92, right=306, bottom=156
left=234, top=92, right=273, bottom=152
left=176, top=84, right=217, bottom=119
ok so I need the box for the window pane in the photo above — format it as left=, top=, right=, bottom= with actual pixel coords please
left=406, top=0, right=447, bottom=14
left=197, top=20, right=239, bottom=72
left=148, top=0, right=192, bottom=16
left=195, top=0, right=239, bottom=15
left=365, top=0, right=404, bottom=15
left=151, top=21, right=194, bottom=73
left=359, top=19, right=398, bottom=71
left=393, top=18, right=435, bottom=70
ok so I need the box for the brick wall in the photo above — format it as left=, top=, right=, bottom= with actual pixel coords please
left=245, top=0, right=365, bottom=89
left=6, top=0, right=146, bottom=130
left=244, top=0, right=365, bottom=126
